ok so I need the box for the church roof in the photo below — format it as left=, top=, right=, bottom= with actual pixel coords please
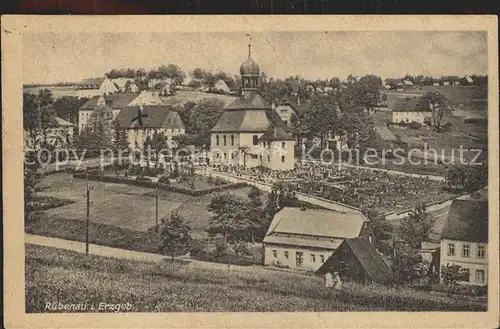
left=240, top=58, right=260, bottom=76
left=259, top=125, right=295, bottom=141
left=210, top=109, right=270, bottom=132
left=224, top=92, right=271, bottom=110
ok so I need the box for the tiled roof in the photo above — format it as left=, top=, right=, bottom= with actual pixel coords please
left=441, top=198, right=488, bottom=243
left=265, top=207, right=368, bottom=239
left=79, top=93, right=138, bottom=110
left=55, top=116, right=75, bottom=127
left=210, top=109, right=269, bottom=132
left=263, top=235, right=342, bottom=250
left=79, top=96, right=101, bottom=110
left=392, top=97, right=430, bottom=112
left=115, top=105, right=184, bottom=129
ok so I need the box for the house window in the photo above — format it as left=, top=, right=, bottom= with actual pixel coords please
left=296, top=252, right=303, bottom=268
left=462, top=244, right=470, bottom=257
left=272, top=250, right=277, bottom=258
left=310, top=254, right=316, bottom=263
left=320, top=255, right=325, bottom=263
left=447, top=243, right=455, bottom=256
left=462, top=268, right=470, bottom=282
left=477, top=245, right=485, bottom=258
left=223, top=135, right=227, bottom=146
left=281, top=156, right=285, bottom=163
left=251, top=154, right=258, bottom=159
left=231, top=153, right=235, bottom=159
left=268, top=156, right=271, bottom=162
left=284, top=251, right=289, bottom=259
left=281, top=142, right=285, bottom=148
left=253, top=135, right=259, bottom=145
left=216, top=135, right=219, bottom=146
left=231, top=135, right=234, bottom=146
left=81, top=124, right=84, bottom=131
left=475, top=269, right=485, bottom=284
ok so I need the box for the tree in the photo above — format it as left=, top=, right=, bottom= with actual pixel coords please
left=158, top=64, right=186, bottom=84
left=53, top=96, right=88, bottom=124
left=113, top=121, right=129, bottom=152
left=441, top=263, right=469, bottom=294
left=159, top=211, right=192, bottom=268
left=188, top=98, right=225, bottom=147
left=24, top=151, right=40, bottom=222
left=75, top=105, right=114, bottom=157
left=420, top=92, right=454, bottom=131
left=135, top=68, right=147, bottom=80
left=300, top=93, right=340, bottom=148
left=149, top=131, right=169, bottom=164
left=329, top=77, right=341, bottom=89
left=397, top=204, right=434, bottom=249
left=207, top=193, right=253, bottom=242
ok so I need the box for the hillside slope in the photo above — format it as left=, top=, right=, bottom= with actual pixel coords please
left=25, top=245, right=486, bottom=312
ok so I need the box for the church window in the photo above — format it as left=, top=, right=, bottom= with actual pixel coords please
left=268, top=156, right=270, bottom=162
left=281, top=142, right=286, bottom=148
left=253, top=135, right=259, bottom=145
left=231, top=135, right=234, bottom=146
left=216, top=135, right=220, bottom=146
left=281, top=156, right=285, bottom=163
left=223, top=135, right=227, bottom=146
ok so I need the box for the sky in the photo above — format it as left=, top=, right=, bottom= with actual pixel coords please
left=23, top=31, right=488, bottom=84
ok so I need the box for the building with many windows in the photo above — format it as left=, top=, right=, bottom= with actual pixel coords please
left=209, top=44, right=295, bottom=170
left=263, top=207, right=374, bottom=272
left=439, top=196, right=488, bottom=286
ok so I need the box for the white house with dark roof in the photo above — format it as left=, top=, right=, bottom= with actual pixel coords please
left=78, top=92, right=140, bottom=132
left=214, top=79, right=231, bottom=93
left=391, top=97, right=432, bottom=124
left=209, top=44, right=295, bottom=170
left=76, top=77, right=118, bottom=98
left=263, top=207, right=374, bottom=272
left=114, top=104, right=185, bottom=149
left=439, top=194, right=488, bottom=286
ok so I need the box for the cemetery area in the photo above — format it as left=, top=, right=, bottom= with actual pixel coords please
left=212, top=162, right=457, bottom=215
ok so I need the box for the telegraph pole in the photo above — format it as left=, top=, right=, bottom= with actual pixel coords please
left=155, top=184, right=160, bottom=231
left=86, top=183, right=90, bottom=254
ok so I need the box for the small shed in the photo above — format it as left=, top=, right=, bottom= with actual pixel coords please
left=316, top=237, right=393, bottom=285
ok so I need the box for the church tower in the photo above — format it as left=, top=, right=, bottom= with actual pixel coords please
left=239, top=44, right=260, bottom=98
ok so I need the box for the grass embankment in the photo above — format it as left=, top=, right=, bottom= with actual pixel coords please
left=25, top=245, right=487, bottom=312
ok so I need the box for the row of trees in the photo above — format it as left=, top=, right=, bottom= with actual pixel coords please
left=106, top=64, right=186, bottom=84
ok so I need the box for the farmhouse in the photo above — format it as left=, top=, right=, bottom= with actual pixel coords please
left=111, top=78, right=134, bottom=92
left=439, top=195, right=488, bottom=286
left=316, top=237, right=393, bottom=285
left=391, top=97, right=432, bottom=124
left=76, top=77, right=118, bottom=98
left=114, top=104, right=185, bottom=149
left=274, top=97, right=298, bottom=127
left=78, top=93, right=139, bottom=132
left=263, top=207, right=374, bottom=272
left=210, top=44, right=295, bottom=170
left=214, top=79, right=231, bottom=93
left=126, top=82, right=139, bottom=93
left=129, top=90, right=165, bottom=106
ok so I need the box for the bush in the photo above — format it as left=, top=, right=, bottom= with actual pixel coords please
left=408, top=121, right=422, bottom=129
left=157, top=175, right=171, bottom=186
left=135, top=175, right=153, bottom=184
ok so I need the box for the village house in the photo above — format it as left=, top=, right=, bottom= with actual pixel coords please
left=316, top=237, right=393, bottom=285
left=263, top=207, right=374, bottom=272
left=391, top=97, right=432, bottom=124
left=209, top=44, right=295, bottom=170
left=78, top=93, right=139, bottom=132
left=128, top=90, right=165, bottom=106
left=111, top=78, right=134, bottom=92
left=466, top=76, right=474, bottom=84
left=274, top=97, right=299, bottom=127
left=114, top=104, right=185, bottom=149
left=75, top=77, right=118, bottom=98
left=126, top=82, right=139, bottom=93
left=439, top=195, right=488, bottom=286
left=214, top=79, right=231, bottom=93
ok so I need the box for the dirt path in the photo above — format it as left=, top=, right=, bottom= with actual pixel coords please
left=25, top=233, right=270, bottom=273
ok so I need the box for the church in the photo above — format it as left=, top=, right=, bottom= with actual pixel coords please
left=209, top=45, right=295, bottom=171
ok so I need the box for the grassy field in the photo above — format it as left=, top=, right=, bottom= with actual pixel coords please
left=36, top=173, right=256, bottom=236
left=25, top=245, right=487, bottom=312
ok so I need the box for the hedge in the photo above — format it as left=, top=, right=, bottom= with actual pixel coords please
left=73, top=173, right=247, bottom=196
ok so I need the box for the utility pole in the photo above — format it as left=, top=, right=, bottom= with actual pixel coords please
left=85, top=183, right=91, bottom=254
left=155, top=184, right=159, bottom=231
